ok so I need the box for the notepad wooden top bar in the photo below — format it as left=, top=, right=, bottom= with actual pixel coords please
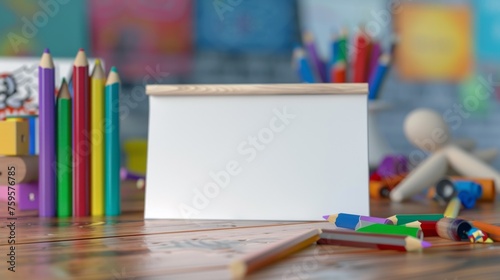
left=146, top=83, right=368, bottom=96
left=0, top=180, right=499, bottom=280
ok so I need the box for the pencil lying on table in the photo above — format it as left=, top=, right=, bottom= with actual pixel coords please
left=387, top=214, right=444, bottom=225
left=403, top=221, right=439, bottom=237
left=229, top=229, right=321, bottom=279
left=471, top=221, right=500, bottom=242
left=323, top=213, right=393, bottom=230
left=318, top=229, right=431, bottom=252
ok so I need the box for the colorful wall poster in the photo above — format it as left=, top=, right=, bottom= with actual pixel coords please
left=0, top=0, right=88, bottom=57
left=196, top=0, right=297, bottom=53
left=90, top=0, right=193, bottom=81
left=0, top=57, right=100, bottom=120
left=395, top=3, right=472, bottom=81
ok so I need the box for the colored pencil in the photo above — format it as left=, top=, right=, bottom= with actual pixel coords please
left=56, top=79, right=72, bottom=217
left=356, top=224, right=423, bottom=240
left=336, top=29, right=348, bottom=64
left=471, top=221, right=500, bottom=242
left=73, top=48, right=90, bottom=217
left=368, top=53, right=391, bottom=100
left=38, top=48, right=56, bottom=217
left=387, top=214, right=444, bottom=225
left=443, top=196, right=461, bottom=218
left=323, top=213, right=393, bottom=230
left=229, top=229, right=321, bottom=279
left=436, top=218, right=472, bottom=241
left=353, top=31, right=371, bottom=83
left=318, top=229, right=431, bottom=252
left=403, top=221, right=439, bottom=237
left=330, top=61, right=346, bottom=83
left=367, top=41, right=382, bottom=81
left=90, top=59, right=106, bottom=216
left=105, top=66, right=121, bottom=216
left=303, top=32, right=326, bottom=82
left=292, top=47, right=315, bottom=83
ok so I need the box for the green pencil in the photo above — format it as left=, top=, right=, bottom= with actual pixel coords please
left=56, top=79, right=72, bottom=217
left=387, top=214, right=444, bottom=225
left=356, top=224, right=423, bottom=240
left=105, top=66, right=121, bottom=216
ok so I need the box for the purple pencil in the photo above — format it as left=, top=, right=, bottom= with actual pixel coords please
left=368, top=41, right=382, bottom=82
left=120, top=167, right=145, bottom=181
left=39, top=49, right=56, bottom=217
left=303, top=32, right=326, bottom=82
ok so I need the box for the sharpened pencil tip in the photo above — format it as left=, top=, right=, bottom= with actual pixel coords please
left=111, top=66, right=117, bottom=73
left=421, top=241, right=432, bottom=248
left=79, top=48, right=84, bottom=51
left=95, top=59, right=101, bottom=65
left=62, top=78, right=66, bottom=83
left=44, top=48, right=50, bottom=54
left=322, top=215, right=329, bottom=220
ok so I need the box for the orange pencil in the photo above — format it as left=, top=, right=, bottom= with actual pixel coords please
left=471, top=221, right=500, bottom=241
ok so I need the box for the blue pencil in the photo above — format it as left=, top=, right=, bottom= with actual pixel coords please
left=368, top=53, right=391, bottom=100
left=323, top=213, right=393, bottom=230
left=293, top=47, right=315, bottom=83
left=105, top=66, right=121, bottom=216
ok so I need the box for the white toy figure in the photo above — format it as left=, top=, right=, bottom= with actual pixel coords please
left=390, top=108, right=500, bottom=202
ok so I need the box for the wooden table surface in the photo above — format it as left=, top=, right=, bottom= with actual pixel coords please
left=1, top=181, right=500, bottom=280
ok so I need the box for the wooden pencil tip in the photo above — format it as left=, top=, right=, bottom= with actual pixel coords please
left=44, top=48, right=50, bottom=54
left=58, top=80, right=71, bottom=99
left=95, top=59, right=101, bottom=65
left=111, top=66, right=118, bottom=73
left=79, top=48, right=84, bottom=51
left=322, top=215, right=329, bottom=220
left=229, top=261, right=246, bottom=280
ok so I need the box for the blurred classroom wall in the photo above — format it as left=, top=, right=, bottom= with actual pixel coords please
left=2, top=0, right=500, bottom=168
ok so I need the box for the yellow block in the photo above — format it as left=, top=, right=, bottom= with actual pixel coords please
left=0, top=121, right=29, bottom=155
left=123, top=139, right=147, bottom=174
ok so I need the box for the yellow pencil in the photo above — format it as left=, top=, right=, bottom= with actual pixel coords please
left=229, top=229, right=321, bottom=279
left=90, top=59, right=106, bottom=216
left=444, top=197, right=461, bottom=218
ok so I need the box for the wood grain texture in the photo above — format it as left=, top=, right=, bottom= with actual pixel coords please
left=0, top=155, right=38, bottom=185
left=0, top=181, right=499, bottom=279
left=146, top=83, right=368, bottom=96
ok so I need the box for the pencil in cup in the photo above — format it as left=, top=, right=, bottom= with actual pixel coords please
left=318, top=229, right=431, bottom=252
left=56, top=79, right=72, bottom=217
left=292, top=47, right=315, bottom=83
left=356, top=224, right=423, bottom=240
left=323, top=213, right=393, bottom=230
left=229, top=229, right=321, bottom=279
left=368, top=53, right=391, bottom=100
left=38, top=48, right=56, bottom=217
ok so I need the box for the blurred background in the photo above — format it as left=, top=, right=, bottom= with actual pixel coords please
left=1, top=0, right=500, bottom=173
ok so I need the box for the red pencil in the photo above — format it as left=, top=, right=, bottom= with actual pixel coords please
left=73, top=49, right=90, bottom=217
left=403, top=221, right=439, bottom=237
left=330, top=61, right=346, bottom=83
left=353, top=32, right=371, bottom=83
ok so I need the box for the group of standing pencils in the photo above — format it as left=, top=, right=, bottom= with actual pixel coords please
left=38, top=48, right=121, bottom=218
left=293, top=30, right=392, bottom=100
